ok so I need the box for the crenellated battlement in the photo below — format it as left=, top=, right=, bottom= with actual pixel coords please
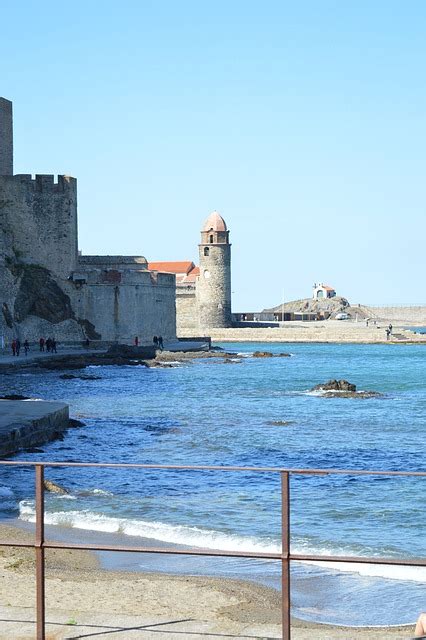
left=0, top=174, right=77, bottom=193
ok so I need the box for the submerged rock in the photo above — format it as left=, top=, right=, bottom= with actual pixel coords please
left=68, top=418, right=85, bottom=428
left=252, top=351, right=291, bottom=358
left=59, top=374, right=101, bottom=380
left=267, top=420, right=294, bottom=426
left=0, top=394, right=30, bottom=400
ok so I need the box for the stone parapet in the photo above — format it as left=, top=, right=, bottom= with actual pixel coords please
left=79, top=255, right=148, bottom=269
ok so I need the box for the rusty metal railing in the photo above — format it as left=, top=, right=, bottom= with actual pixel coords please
left=0, top=461, right=425, bottom=639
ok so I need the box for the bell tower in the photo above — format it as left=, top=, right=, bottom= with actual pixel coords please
left=197, top=211, right=232, bottom=329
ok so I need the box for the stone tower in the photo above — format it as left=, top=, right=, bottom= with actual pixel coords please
left=0, top=97, right=13, bottom=175
left=197, top=211, right=232, bottom=329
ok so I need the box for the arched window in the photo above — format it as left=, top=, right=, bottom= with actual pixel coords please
left=204, top=247, right=209, bottom=256
left=209, top=234, right=214, bottom=243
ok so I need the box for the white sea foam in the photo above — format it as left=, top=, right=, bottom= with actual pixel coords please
left=17, top=501, right=426, bottom=583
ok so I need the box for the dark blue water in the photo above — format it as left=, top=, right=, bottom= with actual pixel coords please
left=0, top=342, right=425, bottom=626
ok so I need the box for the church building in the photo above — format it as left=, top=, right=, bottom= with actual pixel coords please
left=148, top=211, right=232, bottom=334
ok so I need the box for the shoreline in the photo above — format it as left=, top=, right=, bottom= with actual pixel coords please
left=0, top=521, right=417, bottom=639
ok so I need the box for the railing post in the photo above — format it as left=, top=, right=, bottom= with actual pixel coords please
left=35, top=464, right=45, bottom=640
left=281, top=471, right=290, bottom=640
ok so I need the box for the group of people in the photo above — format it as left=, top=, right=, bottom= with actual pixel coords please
left=153, top=335, right=164, bottom=350
left=39, top=337, right=57, bottom=353
left=11, top=338, right=30, bottom=356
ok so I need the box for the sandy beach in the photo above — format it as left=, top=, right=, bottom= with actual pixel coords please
left=0, top=523, right=417, bottom=639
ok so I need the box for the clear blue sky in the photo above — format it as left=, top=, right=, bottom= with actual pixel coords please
left=1, top=1, right=425, bottom=309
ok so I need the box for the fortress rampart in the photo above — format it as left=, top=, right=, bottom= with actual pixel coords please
left=79, top=255, right=148, bottom=269
left=0, top=174, right=78, bottom=279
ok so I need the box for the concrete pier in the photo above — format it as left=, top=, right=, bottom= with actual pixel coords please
left=0, top=400, right=69, bottom=457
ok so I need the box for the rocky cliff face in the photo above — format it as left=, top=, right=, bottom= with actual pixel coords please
left=0, top=258, right=84, bottom=342
left=263, top=296, right=369, bottom=319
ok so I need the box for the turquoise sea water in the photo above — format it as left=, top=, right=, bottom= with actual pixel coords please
left=0, top=342, right=425, bottom=626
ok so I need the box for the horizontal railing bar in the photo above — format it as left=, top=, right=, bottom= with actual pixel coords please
left=44, top=542, right=284, bottom=559
left=0, top=540, right=425, bottom=567
left=0, top=460, right=425, bottom=476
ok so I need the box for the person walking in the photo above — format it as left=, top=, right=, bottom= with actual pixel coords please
left=46, top=338, right=51, bottom=352
left=24, top=339, right=29, bottom=356
left=134, top=336, right=139, bottom=346
left=51, top=339, right=57, bottom=353
left=388, top=323, right=393, bottom=334
left=158, top=336, right=163, bottom=350
left=11, top=339, right=16, bottom=356
left=153, top=336, right=158, bottom=347
left=16, top=339, right=21, bottom=356
left=39, top=337, right=45, bottom=352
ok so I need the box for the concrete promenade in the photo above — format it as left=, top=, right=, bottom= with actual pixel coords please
left=0, top=345, right=105, bottom=369
left=0, top=399, right=69, bottom=457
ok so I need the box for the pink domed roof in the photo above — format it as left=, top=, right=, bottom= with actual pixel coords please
left=202, top=211, right=227, bottom=232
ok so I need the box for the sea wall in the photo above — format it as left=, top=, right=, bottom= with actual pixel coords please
left=0, top=400, right=70, bottom=457
left=366, top=306, right=426, bottom=324
left=182, top=322, right=426, bottom=343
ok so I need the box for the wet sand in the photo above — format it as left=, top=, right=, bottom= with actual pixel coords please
left=0, top=523, right=417, bottom=639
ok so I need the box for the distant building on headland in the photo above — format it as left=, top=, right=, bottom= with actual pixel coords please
left=149, top=211, right=233, bottom=334
left=313, top=283, right=336, bottom=300
left=0, top=96, right=176, bottom=344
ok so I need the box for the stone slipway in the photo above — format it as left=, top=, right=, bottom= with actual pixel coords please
left=0, top=400, right=69, bottom=457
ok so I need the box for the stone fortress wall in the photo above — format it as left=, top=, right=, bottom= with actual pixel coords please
left=0, top=174, right=78, bottom=279
left=175, top=289, right=199, bottom=332
left=0, top=96, right=177, bottom=345
left=73, top=260, right=176, bottom=343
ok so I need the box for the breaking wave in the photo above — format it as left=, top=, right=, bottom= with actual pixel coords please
left=18, top=500, right=426, bottom=583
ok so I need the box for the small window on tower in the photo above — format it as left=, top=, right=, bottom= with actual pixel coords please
left=204, top=247, right=209, bottom=256
left=209, top=235, right=214, bottom=243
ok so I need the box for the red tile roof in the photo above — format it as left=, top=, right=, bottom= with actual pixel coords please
left=148, top=261, right=195, bottom=275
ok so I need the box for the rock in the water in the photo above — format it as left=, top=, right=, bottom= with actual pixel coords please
left=68, top=418, right=85, bottom=428
left=310, top=379, right=382, bottom=398
left=267, top=420, right=294, bottom=426
left=252, top=351, right=291, bottom=358
left=44, top=479, right=69, bottom=495
left=311, top=379, right=356, bottom=392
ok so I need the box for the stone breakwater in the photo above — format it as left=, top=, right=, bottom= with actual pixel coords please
left=181, top=321, right=426, bottom=343
left=0, top=400, right=69, bottom=457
